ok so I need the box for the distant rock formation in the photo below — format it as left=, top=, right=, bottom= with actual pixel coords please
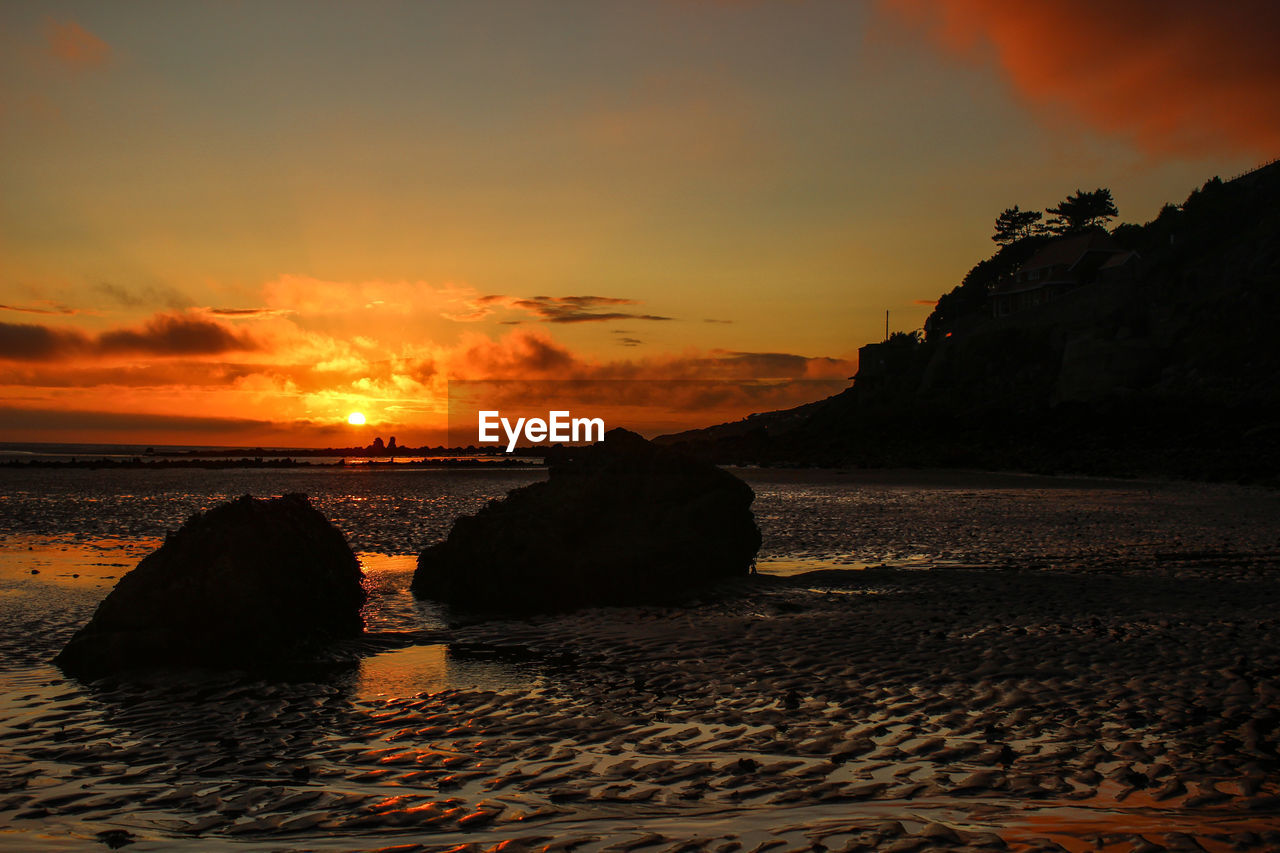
left=55, top=494, right=365, bottom=678
left=370, top=437, right=386, bottom=452
left=412, top=428, right=761, bottom=612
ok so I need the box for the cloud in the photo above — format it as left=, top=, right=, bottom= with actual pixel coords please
left=611, top=330, right=643, bottom=347
left=716, top=351, right=848, bottom=377
left=442, top=336, right=854, bottom=441
left=446, top=329, right=853, bottom=383
left=877, top=0, right=1280, bottom=157
left=0, top=324, right=71, bottom=361
left=99, top=314, right=259, bottom=357
left=0, top=312, right=260, bottom=362
left=0, top=307, right=853, bottom=444
left=0, top=302, right=79, bottom=316
left=44, top=18, right=111, bottom=70
left=205, top=307, right=291, bottom=318
left=259, top=276, right=673, bottom=327
left=0, top=361, right=265, bottom=390
left=95, top=282, right=193, bottom=310
left=0, top=406, right=271, bottom=435
left=487, top=295, right=673, bottom=324
left=449, top=329, right=579, bottom=378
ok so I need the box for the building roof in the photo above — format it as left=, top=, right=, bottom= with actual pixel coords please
left=992, top=231, right=1132, bottom=296
left=1022, top=231, right=1121, bottom=273
left=1099, top=250, right=1139, bottom=269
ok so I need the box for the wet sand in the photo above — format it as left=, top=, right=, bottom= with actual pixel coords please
left=1, top=470, right=1278, bottom=851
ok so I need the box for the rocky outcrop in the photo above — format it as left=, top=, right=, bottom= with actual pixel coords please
left=412, top=428, right=761, bottom=612
left=55, top=494, right=365, bottom=678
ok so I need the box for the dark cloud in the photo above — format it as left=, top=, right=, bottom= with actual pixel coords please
left=617, top=337, right=644, bottom=347
left=98, top=314, right=257, bottom=356
left=95, top=282, right=193, bottom=310
left=0, top=406, right=270, bottom=434
left=0, top=323, right=78, bottom=361
left=0, top=313, right=259, bottom=362
left=453, top=330, right=853, bottom=384
left=488, top=294, right=673, bottom=324
left=878, top=0, right=1280, bottom=157
left=703, top=318, right=734, bottom=324
left=720, top=351, right=827, bottom=374
left=205, top=307, right=288, bottom=318
left=0, top=362, right=261, bottom=389
left=0, top=302, right=78, bottom=316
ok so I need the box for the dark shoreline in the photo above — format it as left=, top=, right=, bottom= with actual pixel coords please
left=1, top=457, right=544, bottom=470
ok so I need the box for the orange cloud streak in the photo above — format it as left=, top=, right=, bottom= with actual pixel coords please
left=879, top=0, right=1280, bottom=158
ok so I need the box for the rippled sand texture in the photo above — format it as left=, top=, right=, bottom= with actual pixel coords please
left=1, top=468, right=1279, bottom=851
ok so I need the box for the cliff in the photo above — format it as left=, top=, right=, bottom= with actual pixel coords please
left=664, top=161, right=1280, bottom=482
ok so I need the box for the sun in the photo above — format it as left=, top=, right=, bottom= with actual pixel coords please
left=347, top=412, right=366, bottom=426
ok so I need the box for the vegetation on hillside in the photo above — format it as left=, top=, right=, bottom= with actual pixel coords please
left=666, top=162, right=1280, bottom=482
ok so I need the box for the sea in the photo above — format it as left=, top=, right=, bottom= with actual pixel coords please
left=3, top=460, right=1278, bottom=673
left=2, top=460, right=1279, bottom=849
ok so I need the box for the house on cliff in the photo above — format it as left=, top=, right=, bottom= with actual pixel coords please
left=992, top=232, right=1138, bottom=318
left=855, top=332, right=927, bottom=394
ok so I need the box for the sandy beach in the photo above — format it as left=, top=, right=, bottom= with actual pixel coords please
left=6, top=1, right=1278, bottom=848
left=1, top=468, right=1279, bottom=851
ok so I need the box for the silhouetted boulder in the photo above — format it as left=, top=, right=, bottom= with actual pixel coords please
left=55, top=494, right=365, bottom=678
left=412, top=428, right=761, bottom=612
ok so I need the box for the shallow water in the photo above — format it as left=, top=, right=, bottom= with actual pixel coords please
left=1, top=467, right=1278, bottom=851
left=3, top=465, right=1278, bottom=569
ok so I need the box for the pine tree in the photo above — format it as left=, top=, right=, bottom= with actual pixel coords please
left=1045, top=188, right=1118, bottom=235
left=992, top=206, right=1045, bottom=244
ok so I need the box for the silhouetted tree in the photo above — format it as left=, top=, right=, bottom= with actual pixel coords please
left=925, top=234, right=1049, bottom=340
left=887, top=330, right=923, bottom=346
left=1046, top=188, right=1118, bottom=234
left=992, top=205, right=1044, bottom=245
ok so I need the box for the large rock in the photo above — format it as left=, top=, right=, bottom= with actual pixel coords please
left=412, top=428, right=761, bottom=612
left=55, top=494, right=365, bottom=678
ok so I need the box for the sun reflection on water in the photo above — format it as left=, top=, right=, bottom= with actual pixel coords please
left=354, top=643, right=536, bottom=699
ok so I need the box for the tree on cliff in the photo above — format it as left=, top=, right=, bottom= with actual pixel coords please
left=887, top=330, right=923, bottom=346
left=1046, top=188, right=1118, bottom=234
left=992, top=206, right=1045, bottom=245
left=925, top=235, right=1049, bottom=340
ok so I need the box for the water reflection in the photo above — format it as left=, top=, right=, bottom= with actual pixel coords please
left=354, top=553, right=540, bottom=697
left=353, top=643, right=536, bottom=699
left=0, top=534, right=155, bottom=587
left=755, top=556, right=870, bottom=576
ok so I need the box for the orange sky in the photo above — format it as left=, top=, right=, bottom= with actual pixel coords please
left=1, top=1, right=1274, bottom=447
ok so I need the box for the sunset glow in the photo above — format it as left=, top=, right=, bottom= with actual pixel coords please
left=347, top=413, right=366, bottom=427
left=0, top=1, right=1270, bottom=447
